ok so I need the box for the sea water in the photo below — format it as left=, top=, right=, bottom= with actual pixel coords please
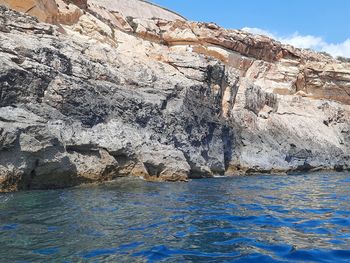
left=1, top=172, right=350, bottom=262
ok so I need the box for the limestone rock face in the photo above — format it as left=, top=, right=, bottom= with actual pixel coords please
left=88, top=0, right=185, bottom=21
left=0, top=1, right=349, bottom=191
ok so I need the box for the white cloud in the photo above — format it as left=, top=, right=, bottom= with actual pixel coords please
left=242, top=27, right=350, bottom=58
left=321, top=39, right=350, bottom=58
left=279, top=33, right=325, bottom=49
left=241, top=27, right=275, bottom=38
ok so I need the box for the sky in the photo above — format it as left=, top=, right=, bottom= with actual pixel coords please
left=150, top=0, right=350, bottom=57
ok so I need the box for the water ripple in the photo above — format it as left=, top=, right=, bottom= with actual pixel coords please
left=0, top=172, right=349, bottom=262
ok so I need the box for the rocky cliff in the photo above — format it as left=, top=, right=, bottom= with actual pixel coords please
left=0, top=0, right=349, bottom=192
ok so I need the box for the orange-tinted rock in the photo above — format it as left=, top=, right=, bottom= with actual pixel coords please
left=65, top=0, right=87, bottom=9
left=0, top=0, right=58, bottom=23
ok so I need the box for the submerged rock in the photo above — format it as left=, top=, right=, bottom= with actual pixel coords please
left=0, top=1, right=349, bottom=191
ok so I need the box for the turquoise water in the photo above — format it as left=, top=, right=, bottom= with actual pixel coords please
left=1, top=172, right=350, bottom=262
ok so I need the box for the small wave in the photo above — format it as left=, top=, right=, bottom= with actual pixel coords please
left=213, top=174, right=229, bottom=178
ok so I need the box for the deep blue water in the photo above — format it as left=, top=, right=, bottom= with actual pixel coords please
left=1, top=172, right=350, bottom=262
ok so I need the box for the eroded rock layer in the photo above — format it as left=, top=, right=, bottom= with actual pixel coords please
left=0, top=0, right=349, bottom=191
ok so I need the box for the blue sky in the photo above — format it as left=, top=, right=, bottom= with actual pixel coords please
left=150, top=0, right=350, bottom=57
